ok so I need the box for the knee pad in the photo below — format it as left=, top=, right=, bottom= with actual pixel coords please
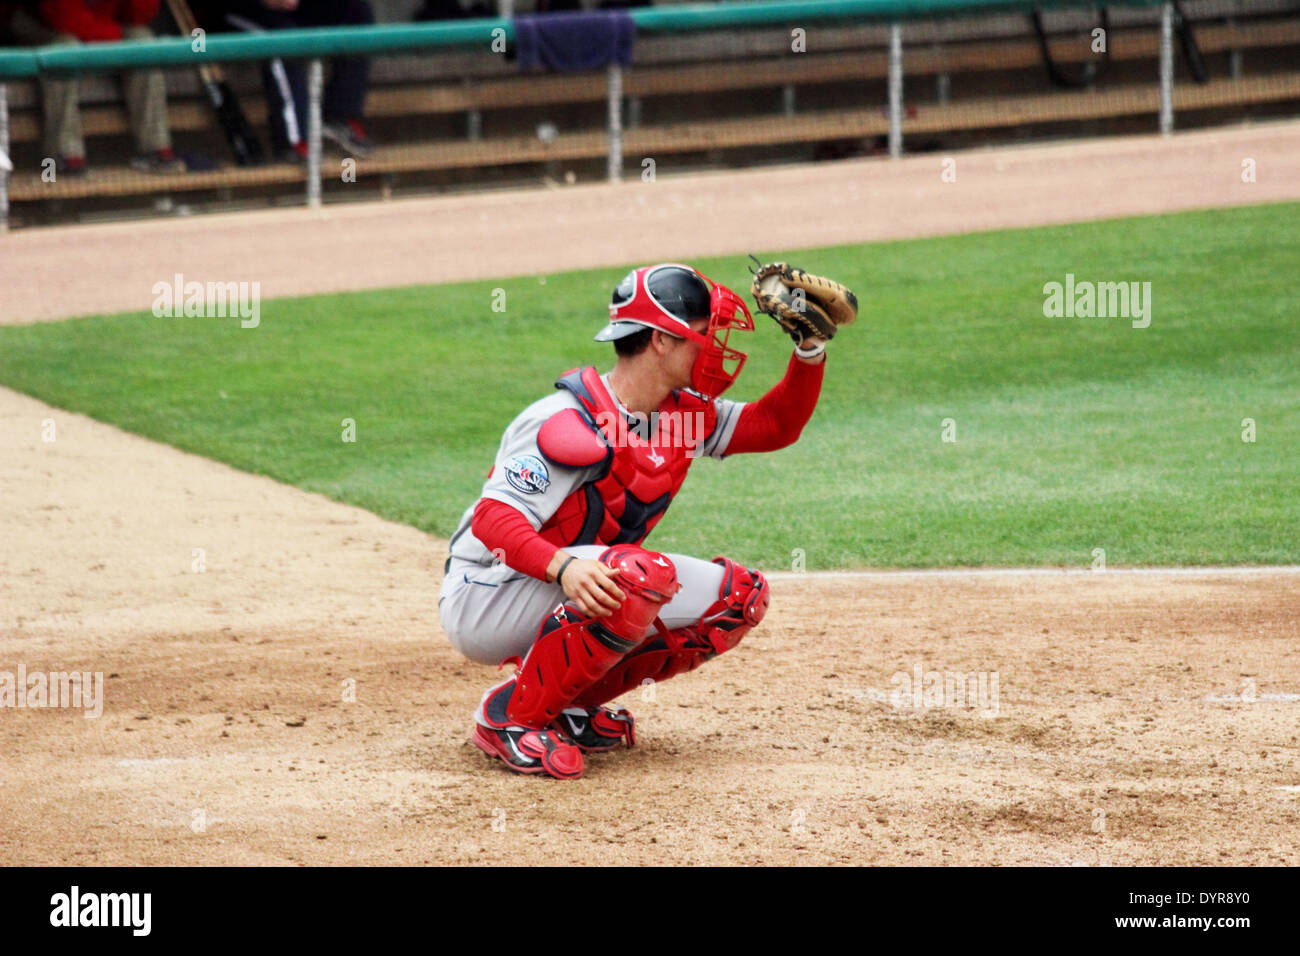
left=697, top=556, right=769, bottom=654
left=593, top=544, right=681, bottom=641
left=506, top=546, right=678, bottom=728
left=572, top=556, right=768, bottom=708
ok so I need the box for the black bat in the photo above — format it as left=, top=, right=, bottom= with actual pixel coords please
left=164, top=0, right=265, bottom=166
left=1171, top=0, right=1209, bottom=85
left=1030, top=7, right=1111, bottom=91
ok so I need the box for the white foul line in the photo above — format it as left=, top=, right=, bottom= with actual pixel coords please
left=765, top=566, right=1300, bottom=581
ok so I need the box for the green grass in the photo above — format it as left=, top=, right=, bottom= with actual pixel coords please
left=2, top=202, right=1298, bottom=569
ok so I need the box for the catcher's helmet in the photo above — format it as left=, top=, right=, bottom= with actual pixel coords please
left=596, top=264, right=711, bottom=341
left=594, top=263, right=754, bottom=399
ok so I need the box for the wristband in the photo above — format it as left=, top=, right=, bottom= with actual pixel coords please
left=794, top=340, right=827, bottom=360
left=555, top=555, right=577, bottom=586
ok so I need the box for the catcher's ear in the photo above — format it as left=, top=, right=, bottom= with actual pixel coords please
left=650, top=328, right=687, bottom=354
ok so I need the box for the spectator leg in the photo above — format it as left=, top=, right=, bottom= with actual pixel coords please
left=305, top=0, right=375, bottom=122
left=42, top=35, right=84, bottom=161
left=225, top=10, right=305, bottom=152
left=323, top=56, right=370, bottom=124
left=272, top=59, right=308, bottom=148
left=121, top=26, right=172, bottom=154
left=6, top=12, right=82, bottom=162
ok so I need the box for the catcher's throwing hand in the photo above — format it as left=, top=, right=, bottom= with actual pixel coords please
left=555, top=557, right=626, bottom=617
left=750, top=261, right=859, bottom=347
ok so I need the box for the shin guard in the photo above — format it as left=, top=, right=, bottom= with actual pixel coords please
left=506, top=546, right=679, bottom=728
left=573, top=556, right=769, bottom=708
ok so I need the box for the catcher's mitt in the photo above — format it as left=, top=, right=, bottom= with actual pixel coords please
left=750, top=261, right=858, bottom=346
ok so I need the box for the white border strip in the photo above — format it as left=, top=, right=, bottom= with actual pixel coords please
left=765, top=566, right=1300, bottom=581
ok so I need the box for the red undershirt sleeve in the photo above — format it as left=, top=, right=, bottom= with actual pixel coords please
left=725, top=353, right=825, bottom=455
left=39, top=0, right=125, bottom=42
left=471, top=498, right=561, bottom=583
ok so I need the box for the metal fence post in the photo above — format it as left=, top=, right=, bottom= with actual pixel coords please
left=888, top=23, right=903, bottom=158
left=0, top=83, right=10, bottom=232
left=463, top=77, right=481, bottom=141
left=1227, top=12, right=1242, bottom=80
left=607, top=63, right=623, bottom=183
left=1159, top=2, right=1174, bottom=135
left=307, top=58, right=323, bottom=208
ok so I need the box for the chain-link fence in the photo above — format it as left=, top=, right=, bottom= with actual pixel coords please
left=1, top=0, right=1297, bottom=228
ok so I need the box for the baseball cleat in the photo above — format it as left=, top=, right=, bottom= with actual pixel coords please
left=552, top=705, right=636, bottom=752
left=472, top=724, right=583, bottom=779
left=472, top=677, right=584, bottom=780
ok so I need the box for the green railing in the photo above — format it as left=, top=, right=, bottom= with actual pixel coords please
left=0, top=0, right=1156, bottom=79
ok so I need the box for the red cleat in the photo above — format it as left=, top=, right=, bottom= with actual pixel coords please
left=552, top=705, right=636, bottom=752
left=472, top=677, right=583, bottom=780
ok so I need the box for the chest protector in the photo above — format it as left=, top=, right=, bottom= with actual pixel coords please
left=535, top=367, right=716, bottom=548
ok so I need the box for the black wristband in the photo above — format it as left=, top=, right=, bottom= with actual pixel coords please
left=555, top=555, right=577, bottom=586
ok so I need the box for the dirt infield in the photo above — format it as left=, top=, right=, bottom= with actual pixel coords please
left=3, top=384, right=1298, bottom=866
left=3, top=126, right=1299, bottom=865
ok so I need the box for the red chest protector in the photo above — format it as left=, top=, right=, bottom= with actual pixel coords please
left=535, top=367, right=716, bottom=548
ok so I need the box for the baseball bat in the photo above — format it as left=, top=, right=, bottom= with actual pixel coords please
left=1172, top=0, right=1209, bottom=84
left=164, top=0, right=266, bottom=166
left=1030, top=7, right=1111, bottom=91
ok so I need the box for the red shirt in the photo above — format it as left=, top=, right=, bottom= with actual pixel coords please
left=37, top=0, right=160, bottom=42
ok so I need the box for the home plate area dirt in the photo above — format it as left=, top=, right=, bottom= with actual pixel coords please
left=2, top=385, right=1298, bottom=866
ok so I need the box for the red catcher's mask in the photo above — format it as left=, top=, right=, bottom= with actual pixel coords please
left=685, top=272, right=753, bottom=399
left=605, top=264, right=754, bottom=399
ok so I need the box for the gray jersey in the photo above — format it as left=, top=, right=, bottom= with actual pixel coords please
left=446, top=372, right=746, bottom=570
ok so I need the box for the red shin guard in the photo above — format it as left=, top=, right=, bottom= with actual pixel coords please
left=506, top=546, right=679, bottom=728
left=573, top=556, right=769, bottom=708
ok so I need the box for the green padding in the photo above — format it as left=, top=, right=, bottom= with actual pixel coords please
left=0, top=0, right=1167, bottom=80
left=636, top=0, right=1162, bottom=31
left=0, top=51, right=39, bottom=79
left=30, top=21, right=512, bottom=76
left=636, top=0, right=1012, bottom=30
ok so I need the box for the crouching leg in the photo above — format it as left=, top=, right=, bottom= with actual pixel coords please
left=572, top=556, right=769, bottom=709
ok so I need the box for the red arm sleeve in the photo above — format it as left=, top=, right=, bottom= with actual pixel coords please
left=725, top=353, right=825, bottom=455
left=38, top=0, right=124, bottom=41
left=121, top=0, right=161, bottom=26
left=471, top=498, right=561, bottom=583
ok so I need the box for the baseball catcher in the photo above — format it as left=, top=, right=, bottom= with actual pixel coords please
left=438, top=261, right=857, bottom=779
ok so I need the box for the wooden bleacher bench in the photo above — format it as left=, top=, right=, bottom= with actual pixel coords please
left=13, top=69, right=1299, bottom=201
left=6, top=162, right=305, bottom=201
left=5, top=2, right=1300, bottom=204
left=13, top=14, right=1296, bottom=144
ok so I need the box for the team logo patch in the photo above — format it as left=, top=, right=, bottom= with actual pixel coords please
left=505, top=455, right=550, bottom=495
